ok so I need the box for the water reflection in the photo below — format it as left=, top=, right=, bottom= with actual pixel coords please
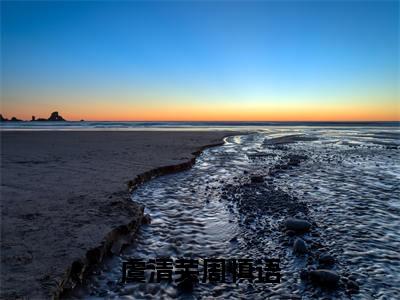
left=77, top=127, right=399, bottom=299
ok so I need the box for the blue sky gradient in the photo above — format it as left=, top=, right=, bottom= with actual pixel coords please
left=1, top=1, right=399, bottom=121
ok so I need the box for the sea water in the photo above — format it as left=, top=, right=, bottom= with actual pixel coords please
left=71, top=126, right=399, bottom=299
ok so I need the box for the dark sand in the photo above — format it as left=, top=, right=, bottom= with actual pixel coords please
left=0, top=131, right=234, bottom=299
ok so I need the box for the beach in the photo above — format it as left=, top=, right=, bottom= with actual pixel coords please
left=2, top=0, right=398, bottom=298
left=0, top=130, right=234, bottom=299
left=68, top=127, right=399, bottom=299
left=1, top=127, right=399, bottom=299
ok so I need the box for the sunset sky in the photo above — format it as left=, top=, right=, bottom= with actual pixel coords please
left=1, top=1, right=399, bottom=121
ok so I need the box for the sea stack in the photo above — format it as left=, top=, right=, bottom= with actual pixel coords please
left=48, top=111, right=66, bottom=121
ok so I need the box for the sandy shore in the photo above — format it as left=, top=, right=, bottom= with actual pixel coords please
left=0, top=131, right=235, bottom=299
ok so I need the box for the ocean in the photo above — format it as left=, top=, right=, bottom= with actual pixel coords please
left=0, top=121, right=399, bottom=131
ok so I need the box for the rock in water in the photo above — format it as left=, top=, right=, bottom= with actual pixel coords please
left=293, top=238, right=308, bottom=254
left=318, top=253, right=335, bottom=266
left=346, top=280, right=359, bottom=293
left=286, top=230, right=296, bottom=237
left=299, top=269, right=309, bottom=280
left=177, top=274, right=197, bottom=292
left=250, top=175, right=264, bottom=183
left=142, top=214, right=151, bottom=224
left=48, top=111, right=66, bottom=121
left=285, top=218, right=311, bottom=233
left=309, top=269, right=340, bottom=287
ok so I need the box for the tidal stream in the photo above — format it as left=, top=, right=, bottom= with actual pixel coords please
left=75, top=127, right=399, bottom=299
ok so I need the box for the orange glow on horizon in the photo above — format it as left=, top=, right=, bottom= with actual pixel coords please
left=2, top=101, right=399, bottom=122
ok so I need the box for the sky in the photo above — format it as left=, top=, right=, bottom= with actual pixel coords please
left=1, top=0, right=399, bottom=121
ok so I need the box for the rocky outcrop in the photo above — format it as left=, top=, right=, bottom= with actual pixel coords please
left=0, top=115, right=22, bottom=122
left=1, top=112, right=67, bottom=122
left=48, top=111, right=65, bottom=121
left=36, top=111, right=66, bottom=121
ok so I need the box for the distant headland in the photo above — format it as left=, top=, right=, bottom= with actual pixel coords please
left=0, top=111, right=66, bottom=122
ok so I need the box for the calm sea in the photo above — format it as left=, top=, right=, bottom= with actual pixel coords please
left=0, top=121, right=399, bottom=131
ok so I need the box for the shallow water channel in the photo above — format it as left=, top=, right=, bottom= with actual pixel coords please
left=75, top=127, right=400, bottom=299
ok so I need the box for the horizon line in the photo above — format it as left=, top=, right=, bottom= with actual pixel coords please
left=1, top=119, right=399, bottom=123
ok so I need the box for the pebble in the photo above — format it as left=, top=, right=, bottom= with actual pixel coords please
left=142, top=214, right=151, bottom=225
left=285, top=218, right=312, bottom=233
left=347, top=280, right=359, bottom=293
left=250, top=175, right=264, bottom=183
left=300, top=269, right=309, bottom=280
left=318, top=253, right=335, bottom=266
left=177, top=275, right=197, bottom=292
left=347, top=277, right=358, bottom=284
left=286, top=230, right=296, bottom=237
left=309, top=269, right=340, bottom=288
left=293, top=238, right=308, bottom=254
left=229, top=236, right=238, bottom=243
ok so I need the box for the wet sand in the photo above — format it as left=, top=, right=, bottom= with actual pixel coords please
left=77, top=129, right=399, bottom=299
left=0, top=131, right=235, bottom=299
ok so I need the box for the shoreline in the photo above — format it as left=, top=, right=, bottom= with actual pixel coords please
left=58, top=137, right=235, bottom=299
left=70, top=129, right=400, bottom=299
left=0, top=131, right=240, bottom=299
left=127, top=139, right=230, bottom=192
